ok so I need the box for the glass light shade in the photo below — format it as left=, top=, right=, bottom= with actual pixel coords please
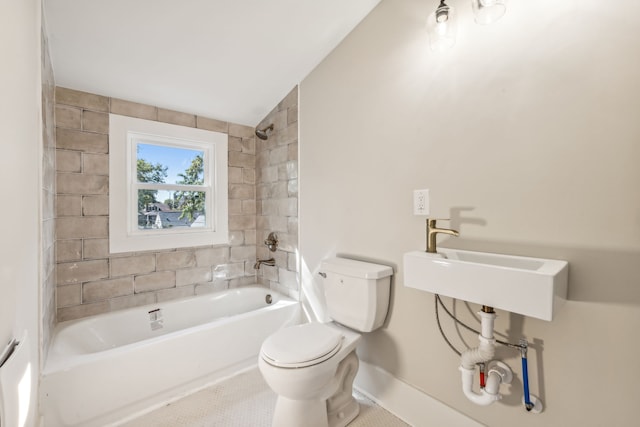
left=471, top=0, right=506, bottom=25
left=427, top=1, right=457, bottom=52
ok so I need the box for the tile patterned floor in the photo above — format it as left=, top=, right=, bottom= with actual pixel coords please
left=118, top=367, right=409, bottom=427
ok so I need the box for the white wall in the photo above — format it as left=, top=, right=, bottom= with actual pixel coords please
left=0, top=0, right=43, bottom=425
left=300, top=0, right=640, bottom=425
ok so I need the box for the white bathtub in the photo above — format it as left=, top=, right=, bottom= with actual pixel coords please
left=40, top=286, right=301, bottom=427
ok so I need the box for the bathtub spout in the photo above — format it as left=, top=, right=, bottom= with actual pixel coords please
left=254, top=258, right=275, bottom=269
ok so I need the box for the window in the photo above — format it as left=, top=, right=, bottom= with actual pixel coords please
left=109, top=114, right=228, bottom=253
left=135, top=142, right=206, bottom=231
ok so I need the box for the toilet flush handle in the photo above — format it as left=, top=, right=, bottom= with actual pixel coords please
left=318, top=272, right=327, bottom=278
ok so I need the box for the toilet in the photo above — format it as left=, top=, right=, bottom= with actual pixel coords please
left=259, top=257, right=393, bottom=427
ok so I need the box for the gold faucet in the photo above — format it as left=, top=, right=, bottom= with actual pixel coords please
left=426, top=218, right=459, bottom=253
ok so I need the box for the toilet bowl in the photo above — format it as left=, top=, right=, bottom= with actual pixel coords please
left=259, top=322, right=362, bottom=427
left=259, top=257, right=393, bottom=427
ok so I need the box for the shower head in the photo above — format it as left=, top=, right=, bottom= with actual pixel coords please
left=255, top=124, right=274, bottom=140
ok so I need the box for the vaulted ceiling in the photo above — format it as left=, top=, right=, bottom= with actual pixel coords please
left=44, top=0, right=382, bottom=126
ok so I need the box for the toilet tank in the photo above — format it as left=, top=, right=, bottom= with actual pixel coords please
left=319, top=257, right=393, bottom=333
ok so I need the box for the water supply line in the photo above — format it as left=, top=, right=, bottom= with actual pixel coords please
left=519, top=338, right=543, bottom=413
left=435, top=295, right=543, bottom=412
left=459, top=306, right=513, bottom=406
left=520, top=339, right=533, bottom=410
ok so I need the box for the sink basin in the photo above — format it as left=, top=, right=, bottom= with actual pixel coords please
left=403, top=249, right=568, bottom=321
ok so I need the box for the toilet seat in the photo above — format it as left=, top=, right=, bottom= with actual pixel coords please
left=261, top=323, right=343, bottom=368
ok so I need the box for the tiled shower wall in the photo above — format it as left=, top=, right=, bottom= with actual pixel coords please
left=41, top=18, right=56, bottom=354
left=54, top=88, right=258, bottom=321
left=255, top=87, right=299, bottom=297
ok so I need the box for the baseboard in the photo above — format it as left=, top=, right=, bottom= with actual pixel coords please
left=354, top=361, right=484, bottom=427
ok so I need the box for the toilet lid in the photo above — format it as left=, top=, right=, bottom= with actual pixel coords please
left=261, top=323, right=343, bottom=368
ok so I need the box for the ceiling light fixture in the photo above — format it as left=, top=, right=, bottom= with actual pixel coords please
left=471, top=0, right=506, bottom=25
left=427, top=0, right=507, bottom=52
left=427, top=0, right=457, bottom=52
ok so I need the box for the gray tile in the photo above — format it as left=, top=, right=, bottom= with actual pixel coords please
left=56, top=128, right=108, bottom=153
left=56, top=87, right=109, bottom=112
left=55, top=105, right=82, bottom=129
left=196, top=116, right=228, bottom=133
left=83, top=277, right=133, bottom=303
left=156, top=251, right=196, bottom=271
left=111, top=254, right=156, bottom=277
left=158, top=108, right=196, bottom=127
left=134, top=271, right=176, bottom=293
left=82, top=110, right=109, bottom=133
left=228, top=123, right=254, bottom=138
left=110, top=98, right=157, bottom=120
left=56, top=150, right=82, bottom=173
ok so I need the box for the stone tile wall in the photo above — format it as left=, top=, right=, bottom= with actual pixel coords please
left=255, top=87, right=299, bottom=297
left=41, top=19, right=56, bottom=355
left=55, top=88, right=257, bottom=321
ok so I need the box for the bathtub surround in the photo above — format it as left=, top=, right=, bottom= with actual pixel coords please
left=55, top=86, right=300, bottom=321
left=255, top=87, right=300, bottom=297
left=54, top=88, right=258, bottom=321
left=299, top=0, right=640, bottom=426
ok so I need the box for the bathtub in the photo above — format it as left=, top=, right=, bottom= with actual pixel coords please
left=40, top=286, right=301, bottom=427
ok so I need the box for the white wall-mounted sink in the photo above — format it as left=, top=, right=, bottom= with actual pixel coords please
left=403, top=249, right=568, bottom=321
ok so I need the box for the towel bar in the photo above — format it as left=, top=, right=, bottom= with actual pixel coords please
left=0, top=338, right=19, bottom=369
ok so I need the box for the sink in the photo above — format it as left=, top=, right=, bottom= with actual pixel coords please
left=403, top=249, right=568, bottom=321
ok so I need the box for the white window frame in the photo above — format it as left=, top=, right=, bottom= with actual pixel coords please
left=109, top=114, right=228, bottom=253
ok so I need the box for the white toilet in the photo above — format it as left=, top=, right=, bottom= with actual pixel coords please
left=259, top=257, right=393, bottom=427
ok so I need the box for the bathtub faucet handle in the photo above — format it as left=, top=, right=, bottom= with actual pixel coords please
left=264, top=232, right=278, bottom=252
